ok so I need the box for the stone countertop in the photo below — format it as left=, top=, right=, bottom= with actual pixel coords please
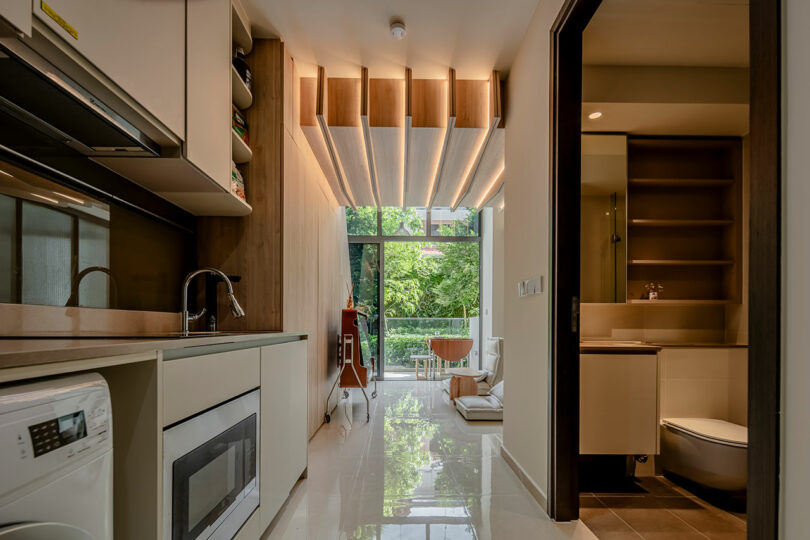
left=0, top=331, right=308, bottom=370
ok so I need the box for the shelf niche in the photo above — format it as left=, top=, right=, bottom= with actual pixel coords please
left=626, top=137, right=742, bottom=303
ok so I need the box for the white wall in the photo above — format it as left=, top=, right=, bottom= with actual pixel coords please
left=492, top=207, right=505, bottom=338
left=502, top=0, right=566, bottom=505
left=481, top=208, right=494, bottom=354
left=781, top=0, right=810, bottom=536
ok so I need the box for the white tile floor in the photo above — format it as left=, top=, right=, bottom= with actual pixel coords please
left=264, top=380, right=597, bottom=540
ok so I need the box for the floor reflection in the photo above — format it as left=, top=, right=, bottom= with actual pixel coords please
left=266, top=380, right=597, bottom=540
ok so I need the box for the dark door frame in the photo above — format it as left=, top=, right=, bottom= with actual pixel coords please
left=548, top=1, right=781, bottom=537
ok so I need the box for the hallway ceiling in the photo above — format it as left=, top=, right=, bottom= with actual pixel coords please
left=583, top=0, right=749, bottom=68
left=240, top=0, right=539, bottom=79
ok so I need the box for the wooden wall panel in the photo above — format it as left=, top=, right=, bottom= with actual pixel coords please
left=283, top=54, right=351, bottom=439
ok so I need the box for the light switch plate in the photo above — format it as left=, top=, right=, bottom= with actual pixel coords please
left=518, top=276, right=544, bottom=297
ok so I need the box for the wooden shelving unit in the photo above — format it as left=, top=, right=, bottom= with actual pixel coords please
left=232, top=65, right=253, bottom=109
left=230, top=0, right=252, bottom=206
left=626, top=138, right=742, bottom=303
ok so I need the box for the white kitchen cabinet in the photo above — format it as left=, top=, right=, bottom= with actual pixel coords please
left=260, top=340, right=308, bottom=531
left=162, top=347, right=260, bottom=426
left=0, top=0, right=30, bottom=36
left=186, top=0, right=232, bottom=190
left=580, top=353, right=659, bottom=455
left=32, top=0, right=186, bottom=139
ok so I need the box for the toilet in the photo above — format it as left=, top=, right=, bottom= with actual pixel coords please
left=660, top=418, right=747, bottom=491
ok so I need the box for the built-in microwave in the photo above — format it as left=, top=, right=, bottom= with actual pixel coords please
left=163, top=389, right=259, bottom=540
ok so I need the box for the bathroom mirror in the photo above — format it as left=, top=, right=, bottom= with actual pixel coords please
left=580, top=134, right=627, bottom=303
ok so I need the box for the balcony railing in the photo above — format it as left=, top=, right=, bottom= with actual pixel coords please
left=384, top=317, right=472, bottom=370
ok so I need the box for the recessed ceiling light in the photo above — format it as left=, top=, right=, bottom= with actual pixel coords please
left=390, top=18, right=406, bottom=40
left=588, top=111, right=603, bottom=120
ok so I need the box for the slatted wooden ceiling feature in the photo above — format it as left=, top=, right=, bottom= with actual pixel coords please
left=299, top=67, right=504, bottom=209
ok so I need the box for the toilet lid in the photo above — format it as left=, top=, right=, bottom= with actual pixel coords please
left=662, top=418, right=748, bottom=448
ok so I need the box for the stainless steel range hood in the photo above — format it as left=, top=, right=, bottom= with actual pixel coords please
left=0, top=40, right=161, bottom=157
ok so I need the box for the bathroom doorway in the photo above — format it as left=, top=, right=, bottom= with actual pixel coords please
left=549, top=0, right=780, bottom=538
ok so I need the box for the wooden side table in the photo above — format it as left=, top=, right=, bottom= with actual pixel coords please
left=447, top=367, right=482, bottom=403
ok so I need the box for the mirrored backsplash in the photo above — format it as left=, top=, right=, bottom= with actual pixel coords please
left=0, top=158, right=194, bottom=313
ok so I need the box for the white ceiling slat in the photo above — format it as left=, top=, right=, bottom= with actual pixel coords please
left=434, top=127, right=486, bottom=206
left=460, top=128, right=504, bottom=208
left=328, top=125, right=375, bottom=206
left=405, top=127, right=445, bottom=207
left=370, top=128, right=403, bottom=207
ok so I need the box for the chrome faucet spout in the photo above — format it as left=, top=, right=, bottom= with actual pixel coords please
left=181, top=267, right=245, bottom=334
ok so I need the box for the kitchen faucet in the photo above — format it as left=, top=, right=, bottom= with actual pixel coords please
left=181, top=267, right=245, bottom=334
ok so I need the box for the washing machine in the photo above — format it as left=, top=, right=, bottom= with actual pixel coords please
left=0, top=373, right=113, bottom=539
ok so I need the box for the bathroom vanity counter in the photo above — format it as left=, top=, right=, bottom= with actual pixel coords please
left=0, top=331, right=307, bottom=370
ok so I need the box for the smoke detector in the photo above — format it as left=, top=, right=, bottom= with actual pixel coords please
left=390, top=19, right=406, bottom=40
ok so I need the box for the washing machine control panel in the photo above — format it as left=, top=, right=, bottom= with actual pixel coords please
left=0, top=386, right=111, bottom=496
left=27, top=410, right=88, bottom=458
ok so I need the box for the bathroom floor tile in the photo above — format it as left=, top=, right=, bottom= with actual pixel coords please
left=579, top=506, right=642, bottom=539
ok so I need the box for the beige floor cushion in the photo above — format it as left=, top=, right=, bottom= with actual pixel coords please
left=456, top=381, right=504, bottom=421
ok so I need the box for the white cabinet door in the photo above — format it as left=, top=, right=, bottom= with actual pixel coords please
left=0, top=0, right=31, bottom=36
left=580, top=353, right=659, bottom=455
left=185, top=0, right=231, bottom=190
left=33, top=0, right=185, bottom=138
left=260, top=340, right=308, bottom=531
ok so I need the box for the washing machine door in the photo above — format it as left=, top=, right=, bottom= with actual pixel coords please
left=0, top=523, right=93, bottom=539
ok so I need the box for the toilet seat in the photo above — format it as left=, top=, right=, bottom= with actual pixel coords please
left=662, top=418, right=747, bottom=448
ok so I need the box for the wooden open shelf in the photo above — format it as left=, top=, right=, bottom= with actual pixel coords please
left=232, top=65, right=253, bottom=109
left=629, top=219, right=733, bottom=227
left=232, top=127, right=252, bottom=163
left=232, top=1, right=252, bottom=52
left=629, top=259, right=734, bottom=266
left=628, top=299, right=731, bottom=306
left=629, top=178, right=734, bottom=188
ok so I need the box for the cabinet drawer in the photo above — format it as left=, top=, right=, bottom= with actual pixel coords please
left=163, top=347, right=260, bottom=426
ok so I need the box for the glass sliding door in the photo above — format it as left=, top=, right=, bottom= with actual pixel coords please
left=348, top=242, right=381, bottom=378
left=347, top=207, right=481, bottom=380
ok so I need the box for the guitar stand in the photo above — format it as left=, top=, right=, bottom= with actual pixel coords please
left=324, top=333, right=377, bottom=423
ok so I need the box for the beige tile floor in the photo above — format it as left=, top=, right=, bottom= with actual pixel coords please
left=264, top=380, right=597, bottom=540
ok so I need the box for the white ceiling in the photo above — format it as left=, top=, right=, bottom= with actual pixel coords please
left=241, top=0, right=540, bottom=79
left=583, top=0, right=749, bottom=68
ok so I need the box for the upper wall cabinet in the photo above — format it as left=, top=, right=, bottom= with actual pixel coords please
left=31, top=0, right=186, bottom=140
left=0, top=0, right=31, bottom=36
